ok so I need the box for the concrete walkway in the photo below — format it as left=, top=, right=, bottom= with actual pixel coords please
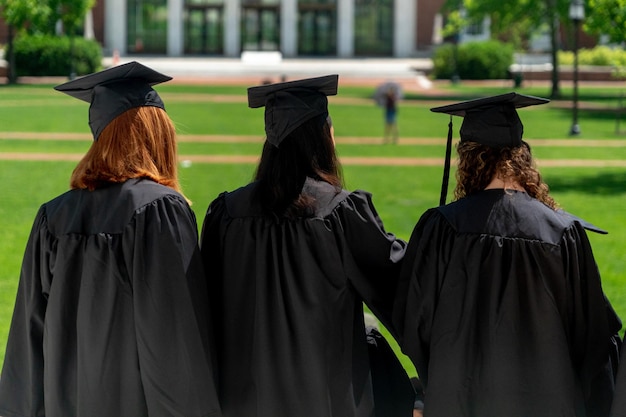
left=10, top=55, right=437, bottom=91
left=103, top=55, right=433, bottom=81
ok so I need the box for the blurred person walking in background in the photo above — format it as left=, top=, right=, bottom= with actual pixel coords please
left=375, top=82, right=401, bottom=144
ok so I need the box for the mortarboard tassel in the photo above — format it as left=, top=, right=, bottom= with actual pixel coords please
left=439, top=116, right=453, bottom=206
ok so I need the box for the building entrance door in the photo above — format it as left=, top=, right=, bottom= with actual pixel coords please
left=127, top=0, right=168, bottom=54
left=298, top=4, right=336, bottom=56
left=185, top=5, right=224, bottom=54
left=354, top=0, right=393, bottom=56
left=241, top=5, right=280, bottom=51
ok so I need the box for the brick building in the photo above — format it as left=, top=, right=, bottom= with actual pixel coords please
left=1, top=0, right=446, bottom=58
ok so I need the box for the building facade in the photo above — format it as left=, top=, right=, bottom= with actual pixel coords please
left=1, top=0, right=445, bottom=58
left=94, top=0, right=443, bottom=58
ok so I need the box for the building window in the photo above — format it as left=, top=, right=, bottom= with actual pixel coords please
left=185, top=0, right=224, bottom=54
left=465, top=22, right=483, bottom=36
left=354, top=0, right=393, bottom=56
left=127, top=0, right=167, bottom=54
left=298, top=0, right=336, bottom=56
left=241, top=0, right=280, bottom=51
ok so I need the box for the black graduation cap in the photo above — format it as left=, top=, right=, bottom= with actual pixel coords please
left=247, top=74, right=339, bottom=147
left=54, top=61, right=172, bottom=140
left=430, top=92, right=549, bottom=205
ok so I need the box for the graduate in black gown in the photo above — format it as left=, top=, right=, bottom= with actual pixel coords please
left=393, top=93, right=622, bottom=417
left=200, top=75, right=414, bottom=417
left=0, top=62, right=221, bottom=417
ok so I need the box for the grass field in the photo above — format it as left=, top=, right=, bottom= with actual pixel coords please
left=1, top=79, right=626, bottom=377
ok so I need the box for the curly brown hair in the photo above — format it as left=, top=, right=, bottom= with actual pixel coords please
left=454, top=140, right=558, bottom=209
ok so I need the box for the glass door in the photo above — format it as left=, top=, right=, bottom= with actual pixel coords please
left=127, top=0, right=168, bottom=54
left=241, top=5, right=280, bottom=51
left=298, top=3, right=336, bottom=56
left=354, top=0, right=393, bottom=56
left=185, top=5, right=224, bottom=54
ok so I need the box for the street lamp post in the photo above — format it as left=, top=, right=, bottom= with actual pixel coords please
left=569, top=0, right=585, bottom=135
left=451, top=32, right=460, bottom=84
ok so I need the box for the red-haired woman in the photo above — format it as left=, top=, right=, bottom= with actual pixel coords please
left=0, top=62, right=220, bottom=417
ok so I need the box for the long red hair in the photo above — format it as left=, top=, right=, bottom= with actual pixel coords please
left=70, top=106, right=182, bottom=194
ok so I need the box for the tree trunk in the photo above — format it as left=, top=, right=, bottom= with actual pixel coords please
left=7, top=24, right=16, bottom=84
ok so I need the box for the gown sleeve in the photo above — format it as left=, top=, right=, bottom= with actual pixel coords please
left=610, top=343, right=626, bottom=417
left=123, top=195, right=221, bottom=417
left=336, top=190, right=407, bottom=337
left=199, top=193, right=226, bottom=278
left=198, top=194, right=227, bottom=352
left=563, top=222, right=622, bottom=417
left=391, top=208, right=446, bottom=386
left=0, top=208, right=49, bottom=417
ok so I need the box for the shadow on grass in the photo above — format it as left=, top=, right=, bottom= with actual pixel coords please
left=552, top=105, right=624, bottom=117
left=403, top=93, right=479, bottom=102
left=547, top=170, right=626, bottom=195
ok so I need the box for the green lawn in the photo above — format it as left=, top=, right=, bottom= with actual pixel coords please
left=1, top=81, right=626, bottom=377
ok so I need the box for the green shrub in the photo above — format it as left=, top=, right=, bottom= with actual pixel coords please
left=432, top=40, right=514, bottom=80
left=582, top=46, right=616, bottom=66
left=558, top=45, right=626, bottom=79
left=431, top=44, right=458, bottom=80
left=12, top=34, right=102, bottom=77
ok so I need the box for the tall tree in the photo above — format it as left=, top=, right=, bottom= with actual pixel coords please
left=0, top=0, right=50, bottom=83
left=48, top=0, right=95, bottom=36
left=0, top=0, right=94, bottom=81
left=47, top=0, right=95, bottom=78
left=443, top=0, right=577, bottom=98
left=585, top=0, right=626, bottom=44
left=0, top=0, right=50, bottom=32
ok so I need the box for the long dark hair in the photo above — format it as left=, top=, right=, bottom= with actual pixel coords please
left=254, top=114, right=343, bottom=218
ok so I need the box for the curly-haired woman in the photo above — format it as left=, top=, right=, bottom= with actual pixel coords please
left=393, top=93, right=621, bottom=417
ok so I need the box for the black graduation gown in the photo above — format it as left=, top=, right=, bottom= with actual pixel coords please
left=200, top=178, right=409, bottom=417
left=611, top=346, right=626, bottom=416
left=393, top=189, right=621, bottom=417
left=0, top=179, right=221, bottom=417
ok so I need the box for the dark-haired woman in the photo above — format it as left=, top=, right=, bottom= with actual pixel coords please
left=200, top=75, right=410, bottom=417
left=393, top=94, right=621, bottom=417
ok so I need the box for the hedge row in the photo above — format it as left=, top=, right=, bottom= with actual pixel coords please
left=12, top=34, right=102, bottom=77
left=432, top=40, right=515, bottom=80
left=432, top=41, right=626, bottom=81
left=559, top=46, right=626, bottom=79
